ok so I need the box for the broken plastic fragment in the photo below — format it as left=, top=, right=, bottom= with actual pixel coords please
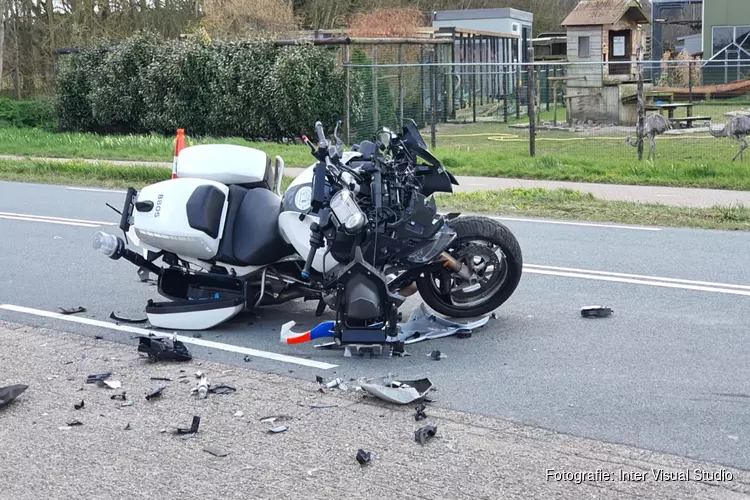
left=150, top=377, right=172, bottom=381
left=360, top=377, right=434, bottom=405
left=396, top=303, right=490, bottom=345
left=74, top=400, right=85, bottom=410
left=145, top=386, right=166, bottom=400
left=66, top=419, right=83, bottom=427
left=429, top=350, right=446, bottom=361
left=233, top=411, right=244, bottom=417
left=267, top=426, right=288, bottom=434
left=581, top=306, right=613, bottom=318
left=120, top=401, right=135, bottom=408
left=103, top=380, right=122, bottom=389
left=59, top=306, right=86, bottom=315
left=414, top=425, right=437, bottom=445
left=0, top=384, right=28, bottom=408
left=110, top=392, right=127, bottom=401
left=138, top=336, right=192, bottom=362
left=309, top=403, right=337, bottom=409
left=243, top=355, right=252, bottom=362
left=124, top=423, right=131, bottom=430
left=86, top=372, right=111, bottom=384
left=260, top=415, right=291, bottom=424
left=356, top=449, right=372, bottom=465
left=208, top=384, right=236, bottom=395
left=203, top=445, right=229, bottom=457
left=414, top=404, right=427, bottom=421
left=109, top=312, right=148, bottom=324
left=173, top=415, right=201, bottom=434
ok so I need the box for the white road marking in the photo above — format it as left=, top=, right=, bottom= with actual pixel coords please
left=524, top=269, right=750, bottom=297
left=0, top=211, right=117, bottom=227
left=0, top=214, right=100, bottom=228
left=491, top=216, right=662, bottom=231
left=0, top=304, right=338, bottom=370
left=526, top=264, right=750, bottom=291
left=67, top=187, right=128, bottom=194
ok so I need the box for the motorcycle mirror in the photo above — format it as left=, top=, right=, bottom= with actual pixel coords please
left=377, top=127, right=394, bottom=149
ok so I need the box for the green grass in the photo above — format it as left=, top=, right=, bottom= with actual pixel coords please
left=5, top=116, right=750, bottom=190
left=0, top=158, right=748, bottom=231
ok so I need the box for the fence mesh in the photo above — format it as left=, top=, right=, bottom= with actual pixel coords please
left=346, top=58, right=750, bottom=169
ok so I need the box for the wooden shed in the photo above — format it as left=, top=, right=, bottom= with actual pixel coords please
left=562, top=0, right=651, bottom=124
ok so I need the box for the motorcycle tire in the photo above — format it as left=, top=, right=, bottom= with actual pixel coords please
left=416, top=216, right=523, bottom=318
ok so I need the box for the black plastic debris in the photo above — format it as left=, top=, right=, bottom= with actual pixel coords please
left=430, top=350, right=442, bottom=361
left=192, top=333, right=202, bottom=339
left=315, top=376, right=324, bottom=384
left=86, top=372, right=112, bottom=384
left=145, top=386, right=166, bottom=401
left=66, top=420, right=83, bottom=427
left=414, top=404, right=427, bottom=421
left=581, top=306, right=613, bottom=318
left=110, top=392, right=127, bottom=401
left=74, top=400, right=85, bottom=410
left=124, top=423, right=131, bottom=430
left=59, top=306, right=86, bottom=315
left=309, top=403, right=337, bottom=409
left=356, top=449, right=372, bottom=465
left=0, top=384, right=28, bottom=408
left=173, top=416, right=201, bottom=434
left=150, top=377, right=172, bottom=382
left=243, top=355, right=252, bottom=362
left=267, top=426, right=288, bottom=434
left=208, top=384, right=236, bottom=395
left=203, top=445, right=229, bottom=457
left=109, top=312, right=147, bottom=324
left=94, top=335, right=104, bottom=340
left=138, top=336, right=192, bottom=362
left=414, top=425, right=437, bottom=445
left=456, top=329, right=472, bottom=339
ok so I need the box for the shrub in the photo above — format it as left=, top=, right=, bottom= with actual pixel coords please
left=0, top=98, right=57, bottom=130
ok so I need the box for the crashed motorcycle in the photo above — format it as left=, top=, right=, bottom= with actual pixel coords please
left=93, top=119, right=523, bottom=348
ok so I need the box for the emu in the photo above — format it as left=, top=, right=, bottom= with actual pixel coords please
left=704, top=115, right=750, bottom=161
left=626, top=113, right=672, bottom=160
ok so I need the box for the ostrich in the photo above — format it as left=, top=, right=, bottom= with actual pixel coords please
left=704, top=115, right=750, bottom=161
left=626, top=113, right=672, bottom=160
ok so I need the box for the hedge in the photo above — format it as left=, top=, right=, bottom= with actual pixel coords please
left=56, top=32, right=364, bottom=140
left=0, top=98, right=57, bottom=130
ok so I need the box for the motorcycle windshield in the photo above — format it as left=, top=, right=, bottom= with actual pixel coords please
left=401, top=120, right=459, bottom=186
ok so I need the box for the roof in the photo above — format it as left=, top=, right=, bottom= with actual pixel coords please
left=433, top=8, right=533, bottom=23
left=562, top=0, right=650, bottom=27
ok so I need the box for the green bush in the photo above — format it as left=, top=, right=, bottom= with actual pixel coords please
left=0, top=98, right=57, bottom=130
left=56, top=32, right=363, bottom=140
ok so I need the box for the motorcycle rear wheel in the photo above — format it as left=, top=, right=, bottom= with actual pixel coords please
left=416, top=216, right=523, bottom=318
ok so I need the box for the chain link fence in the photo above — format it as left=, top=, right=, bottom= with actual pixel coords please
left=345, top=57, right=750, bottom=167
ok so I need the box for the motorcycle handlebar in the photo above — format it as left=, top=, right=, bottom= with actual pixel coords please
left=314, top=121, right=326, bottom=146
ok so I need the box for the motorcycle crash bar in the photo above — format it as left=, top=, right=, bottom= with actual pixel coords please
left=92, top=231, right=163, bottom=276
left=280, top=321, right=335, bottom=345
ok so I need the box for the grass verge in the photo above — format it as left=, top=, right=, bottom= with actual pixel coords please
left=1, top=159, right=748, bottom=231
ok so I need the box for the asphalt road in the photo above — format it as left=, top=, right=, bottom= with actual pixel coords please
left=2, top=180, right=750, bottom=471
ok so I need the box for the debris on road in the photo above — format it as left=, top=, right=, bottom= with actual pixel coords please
left=193, top=376, right=209, bottom=399
left=208, top=384, right=236, bottom=395
left=414, top=425, right=437, bottom=445
left=309, top=403, right=337, bottom=409
left=233, top=411, right=244, bottom=417
left=109, top=312, right=147, bottom=324
left=119, top=402, right=135, bottom=408
left=195, top=371, right=203, bottom=379
left=356, top=449, right=373, bottom=465
left=145, top=386, right=166, bottom=401
left=66, top=420, right=84, bottom=427
left=243, top=355, right=252, bottom=362
left=429, top=350, right=446, bottom=361
left=58, top=306, right=86, bottom=315
left=137, top=336, right=192, bottom=362
left=267, top=426, right=288, bottom=434
left=74, top=400, right=85, bottom=410
left=173, top=416, right=201, bottom=435
left=260, top=415, right=291, bottom=424
left=414, top=404, right=427, bottom=421
left=325, top=378, right=348, bottom=391
left=150, top=377, right=172, bottom=382
left=102, top=380, right=121, bottom=389
left=360, top=377, right=434, bottom=405
left=110, top=392, right=127, bottom=401
left=124, top=423, right=131, bottom=430
left=581, top=306, right=613, bottom=318
left=203, top=445, right=229, bottom=457
left=0, top=384, right=28, bottom=408
left=86, top=372, right=112, bottom=384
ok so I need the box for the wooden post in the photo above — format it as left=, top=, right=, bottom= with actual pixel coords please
left=527, top=47, right=536, bottom=157
left=345, top=44, right=351, bottom=145
left=636, top=45, right=645, bottom=161
left=503, top=39, right=509, bottom=124
left=372, top=45, right=378, bottom=131
left=688, top=60, right=694, bottom=103
left=398, top=44, right=404, bottom=128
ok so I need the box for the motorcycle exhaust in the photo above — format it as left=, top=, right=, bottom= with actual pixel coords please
left=440, top=252, right=473, bottom=281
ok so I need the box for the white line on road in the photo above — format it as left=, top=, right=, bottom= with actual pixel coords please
left=0, top=304, right=338, bottom=370
left=67, top=187, right=128, bottom=194
left=491, top=216, right=662, bottom=231
left=0, top=214, right=101, bottom=228
left=526, top=264, right=750, bottom=291
left=524, top=268, right=750, bottom=297
left=0, top=211, right=117, bottom=227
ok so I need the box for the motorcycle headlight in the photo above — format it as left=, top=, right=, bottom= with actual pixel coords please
left=330, top=188, right=367, bottom=233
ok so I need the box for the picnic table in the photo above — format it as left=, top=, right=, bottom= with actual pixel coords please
left=644, top=102, right=710, bottom=129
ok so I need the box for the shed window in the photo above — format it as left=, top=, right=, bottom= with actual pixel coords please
left=578, top=36, right=590, bottom=58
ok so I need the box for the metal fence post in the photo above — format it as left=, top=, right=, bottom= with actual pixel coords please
left=431, top=61, right=437, bottom=150
left=503, top=39, right=508, bottom=124
left=515, top=62, right=521, bottom=120
left=398, top=44, right=404, bottom=128
left=344, top=44, right=351, bottom=145
left=372, top=46, right=378, bottom=131
left=527, top=48, right=536, bottom=157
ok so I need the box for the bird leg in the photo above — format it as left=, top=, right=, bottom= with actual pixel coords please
left=732, top=137, right=746, bottom=162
